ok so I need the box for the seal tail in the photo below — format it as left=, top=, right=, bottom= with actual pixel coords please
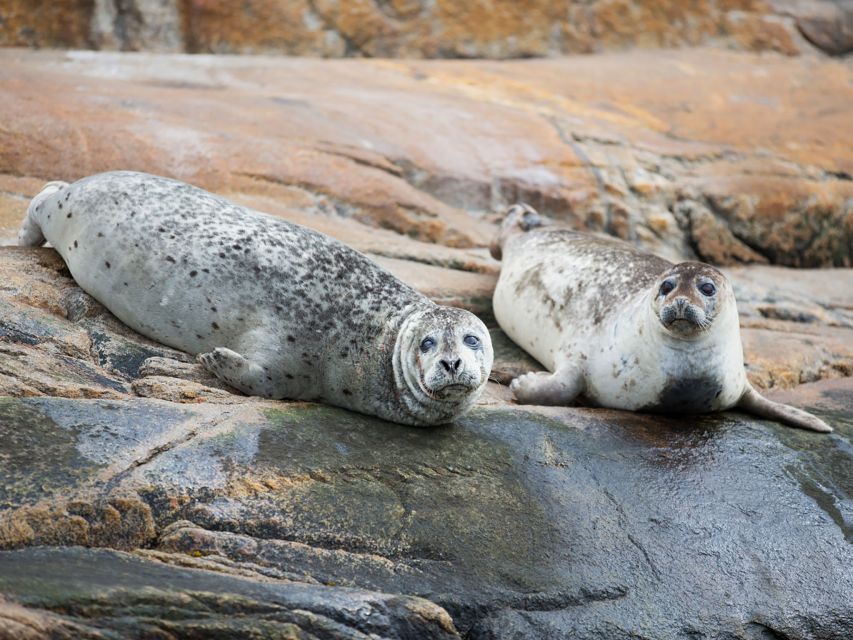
left=490, top=203, right=543, bottom=260
left=737, top=384, right=832, bottom=433
left=17, top=181, right=69, bottom=247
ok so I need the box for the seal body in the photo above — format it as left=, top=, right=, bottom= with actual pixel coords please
left=491, top=204, right=831, bottom=432
left=18, top=171, right=493, bottom=426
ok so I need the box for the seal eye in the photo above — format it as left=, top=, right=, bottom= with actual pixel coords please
left=659, top=281, right=675, bottom=296
left=699, top=283, right=716, bottom=297
left=420, top=338, right=436, bottom=353
left=463, top=335, right=481, bottom=349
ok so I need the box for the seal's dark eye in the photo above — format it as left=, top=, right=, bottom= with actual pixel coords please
left=659, top=281, right=675, bottom=296
left=463, top=335, right=480, bottom=349
left=699, top=282, right=716, bottom=297
left=420, top=338, right=436, bottom=353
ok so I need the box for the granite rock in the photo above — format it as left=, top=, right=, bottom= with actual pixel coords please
left=1, top=49, right=852, bottom=267
left=3, top=0, right=844, bottom=57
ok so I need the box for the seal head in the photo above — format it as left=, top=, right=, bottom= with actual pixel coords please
left=652, top=262, right=731, bottom=339
left=394, top=306, right=494, bottom=424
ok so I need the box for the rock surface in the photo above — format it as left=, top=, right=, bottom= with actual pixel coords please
left=1, top=48, right=852, bottom=268
left=0, top=384, right=851, bottom=638
left=0, top=48, right=852, bottom=639
left=778, top=0, right=853, bottom=55
left=0, top=547, right=459, bottom=639
left=4, top=0, right=850, bottom=57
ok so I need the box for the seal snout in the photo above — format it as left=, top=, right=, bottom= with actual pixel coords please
left=428, top=349, right=480, bottom=399
left=660, top=296, right=706, bottom=330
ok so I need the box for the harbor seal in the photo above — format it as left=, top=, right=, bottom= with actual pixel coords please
left=18, top=171, right=493, bottom=426
left=490, top=204, right=832, bottom=433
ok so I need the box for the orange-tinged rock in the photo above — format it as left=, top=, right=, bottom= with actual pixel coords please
left=180, top=0, right=344, bottom=55
left=742, top=324, right=853, bottom=389
left=3, top=0, right=821, bottom=58
left=722, top=11, right=801, bottom=56
left=694, top=174, right=853, bottom=266
left=0, top=0, right=93, bottom=49
left=0, top=48, right=851, bottom=267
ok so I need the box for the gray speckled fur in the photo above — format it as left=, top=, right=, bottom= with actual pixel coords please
left=18, top=172, right=493, bottom=426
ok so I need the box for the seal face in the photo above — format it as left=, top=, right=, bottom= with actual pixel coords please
left=18, top=171, right=494, bottom=426
left=394, top=306, right=493, bottom=424
left=491, top=204, right=831, bottom=432
left=653, top=262, right=727, bottom=338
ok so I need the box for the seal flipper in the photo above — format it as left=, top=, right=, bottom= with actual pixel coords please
left=197, top=347, right=278, bottom=398
left=490, top=203, right=543, bottom=260
left=736, top=384, right=832, bottom=433
left=17, top=181, right=69, bottom=247
left=510, top=366, right=584, bottom=406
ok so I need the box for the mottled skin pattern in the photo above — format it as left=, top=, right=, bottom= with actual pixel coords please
left=490, top=204, right=831, bottom=433
left=18, top=172, right=493, bottom=426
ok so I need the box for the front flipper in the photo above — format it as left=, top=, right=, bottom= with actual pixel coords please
left=737, top=384, right=832, bottom=433
left=197, top=347, right=277, bottom=398
left=510, top=367, right=584, bottom=406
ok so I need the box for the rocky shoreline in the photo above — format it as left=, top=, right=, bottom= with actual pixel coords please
left=0, top=48, right=851, bottom=638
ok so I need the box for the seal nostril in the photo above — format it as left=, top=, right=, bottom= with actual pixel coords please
left=440, top=358, right=462, bottom=373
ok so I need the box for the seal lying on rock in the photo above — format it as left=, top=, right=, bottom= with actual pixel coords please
left=18, top=171, right=493, bottom=426
left=490, top=204, right=831, bottom=433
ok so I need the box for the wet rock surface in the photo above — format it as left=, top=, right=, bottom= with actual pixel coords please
left=0, top=546, right=458, bottom=639
left=0, top=389, right=851, bottom=638
left=0, top=48, right=851, bottom=639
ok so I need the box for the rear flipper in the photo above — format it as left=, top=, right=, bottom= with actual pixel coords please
left=737, top=384, right=832, bottom=433
left=197, top=347, right=278, bottom=398
left=490, top=203, right=543, bottom=260
left=17, top=181, right=69, bottom=247
left=511, top=366, right=584, bottom=406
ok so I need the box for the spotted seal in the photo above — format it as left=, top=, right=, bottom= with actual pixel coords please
left=18, top=171, right=493, bottom=426
left=490, top=204, right=831, bottom=432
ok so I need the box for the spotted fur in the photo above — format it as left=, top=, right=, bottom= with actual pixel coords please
left=18, top=171, right=493, bottom=425
left=491, top=204, right=831, bottom=432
